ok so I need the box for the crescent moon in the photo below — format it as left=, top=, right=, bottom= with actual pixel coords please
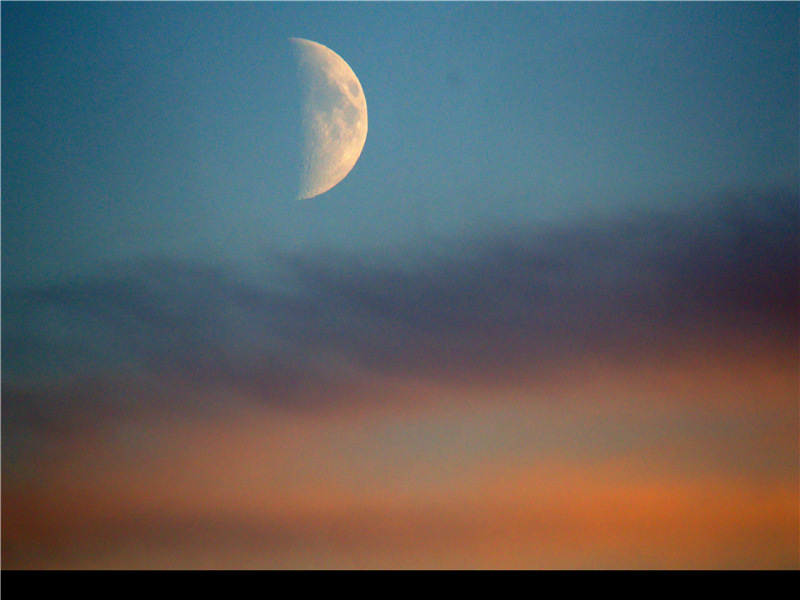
left=290, top=38, right=368, bottom=200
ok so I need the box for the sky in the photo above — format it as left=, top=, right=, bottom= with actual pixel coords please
left=2, top=2, right=798, bottom=569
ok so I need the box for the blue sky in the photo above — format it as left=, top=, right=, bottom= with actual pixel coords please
left=3, top=2, right=797, bottom=288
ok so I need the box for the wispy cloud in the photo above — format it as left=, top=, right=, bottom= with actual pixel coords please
left=3, top=190, right=797, bottom=569
left=5, top=189, right=796, bottom=392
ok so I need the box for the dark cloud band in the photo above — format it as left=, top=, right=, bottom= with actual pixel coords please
left=3, top=189, right=797, bottom=403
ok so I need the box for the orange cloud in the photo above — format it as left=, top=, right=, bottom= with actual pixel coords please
left=4, top=370, right=796, bottom=569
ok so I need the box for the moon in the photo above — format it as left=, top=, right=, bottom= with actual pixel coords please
left=290, top=38, right=368, bottom=200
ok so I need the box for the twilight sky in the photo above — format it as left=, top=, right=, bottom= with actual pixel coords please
left=2, top=2, right=798, bottom=569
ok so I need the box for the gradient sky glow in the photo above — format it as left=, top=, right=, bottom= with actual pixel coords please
left=2, top=2, right=798, bottom=569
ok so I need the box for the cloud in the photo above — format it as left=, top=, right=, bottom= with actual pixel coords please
left=4, top=424, right=796, bottom=569
left=4, top=189, right=796, bottom=388
left=3, top=191, right=797, bottom=569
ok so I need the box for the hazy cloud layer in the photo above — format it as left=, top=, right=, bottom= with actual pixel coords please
left=3, top=189, right=798, bottom=569
left=5, top=189, right=796, bottom=391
